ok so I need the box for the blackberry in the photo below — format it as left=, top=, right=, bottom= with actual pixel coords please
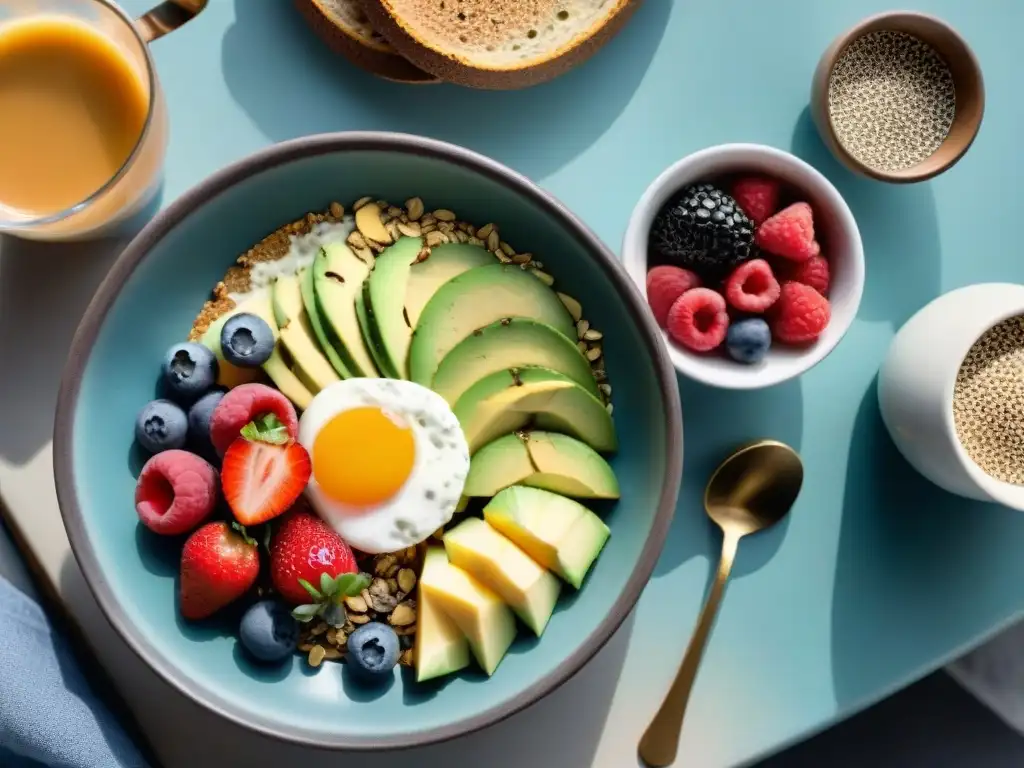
left=649, top=183, right=756, bottom=278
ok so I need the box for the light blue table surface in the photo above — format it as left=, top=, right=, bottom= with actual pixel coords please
left=105, top=1, right=1024, bottom=765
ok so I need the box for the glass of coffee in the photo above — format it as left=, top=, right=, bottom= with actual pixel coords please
left=0, top=0, right=205, bottom=241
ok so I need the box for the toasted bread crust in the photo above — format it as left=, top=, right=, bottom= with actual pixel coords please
left=358, top=0, right=641, bottom=89
left=295, top=0, right=440, bottom=84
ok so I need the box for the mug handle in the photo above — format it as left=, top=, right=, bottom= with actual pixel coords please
left=136, top=0, right=208, bottom=43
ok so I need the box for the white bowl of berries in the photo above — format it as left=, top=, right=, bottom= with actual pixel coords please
left=623, top=143, right=865, bottom=389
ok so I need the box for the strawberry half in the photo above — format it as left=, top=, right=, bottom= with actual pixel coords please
left=180, top=521, right=259, bottom=620
left=221, top=414, right=311, bottom=526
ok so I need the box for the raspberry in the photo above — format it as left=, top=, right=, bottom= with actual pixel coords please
left=732, top=177, right=782, bottom=226
left=772, top=282, right=831, bottom=344
left=724, top=259, right=780, bottom=313
left=646, top=266, right=701, bottom=328
left=755, top=202, right=820, bottom=262
left=666, top=288, right=730, bottom=352
left=210, top=383, right=299, bottom=456
left=785, top=254, right=830, bottom=296
left=135, top=450, right=219, bottom=535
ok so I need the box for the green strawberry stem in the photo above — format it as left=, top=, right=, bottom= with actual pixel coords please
left=240, top=413, right=290, bottom=445
left=230, top=522, right=257, bottom=547
left=290, top=573, right=370, bottom=625
left=298, top=578, right=322, bottom=601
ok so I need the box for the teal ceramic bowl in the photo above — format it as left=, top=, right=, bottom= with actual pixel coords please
left=54, top=133, right=682, bottom=749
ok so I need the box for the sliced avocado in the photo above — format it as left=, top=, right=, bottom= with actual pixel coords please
left=415, top=546, right=471, bottom=682
left=311, top=243, right=378, bottom=377
left=453, top=367, right=617, bottom=454
left=432, top=318, right=599, bottom=406
left=523, top=432, right=619, bottom=499
left=464, top=431, right=619, bottom=499
left=272, top=274, right=340, bottom=392
left=444, top=517, right=561, bottom=636
left=358, top=283, right=400, bottom=378
left=363, top=237, right=422, bottom=378
left=300, top=264, right=352, bottom=378
left=409, top=264, right=576, bottom=387
left=265, top=347, right=315, bottom=411
left=200, top=290, right=314, bottom=409
left=463, top=432, right=535, bottom=497
left=483, top=486, right=610, bottom=590
left=406, top=243, right=495, bottom=327
left=419, top=546, right=517, bottom=676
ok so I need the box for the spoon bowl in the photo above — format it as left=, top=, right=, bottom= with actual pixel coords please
left=705, top=440, right=804, bottom=536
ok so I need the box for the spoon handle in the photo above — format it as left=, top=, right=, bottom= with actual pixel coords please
left=638, top=532, right=740, bottom=767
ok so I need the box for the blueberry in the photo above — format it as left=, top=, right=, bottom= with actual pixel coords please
left=135, top=399, right=188, bottom=454
left=161, top=342, right=218, bottom=404
left=221, top=313, right=274, bottom=368
left=239, top=600, right=300, bottom=664
left=187, top=389, right=225, bottom=458
left=346, top=622, right=400, bottom=682
left=726, top=318, right=772, bottom=364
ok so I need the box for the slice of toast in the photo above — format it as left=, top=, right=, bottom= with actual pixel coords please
left=358, top=0, right=641, bottom=89
left=294, top=0, right=440, bottom=84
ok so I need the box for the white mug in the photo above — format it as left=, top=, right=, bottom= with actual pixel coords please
left=878, top=283, right=1024, bottom=511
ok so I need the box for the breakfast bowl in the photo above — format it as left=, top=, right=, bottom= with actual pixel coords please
left=622, top=143, right=865, bottom=390
left=53, top=132, right=682, bottom=749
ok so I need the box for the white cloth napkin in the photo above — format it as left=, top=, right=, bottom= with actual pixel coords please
left=947, top=622, right=1024, bottom=735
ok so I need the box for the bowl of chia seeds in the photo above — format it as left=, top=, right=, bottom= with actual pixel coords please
left=811, top=11, right=984, bottom=183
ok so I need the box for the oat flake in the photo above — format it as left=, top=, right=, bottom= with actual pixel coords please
left=953, top=316, right=1024, bottom=485
left=828, top=30, right=956, bottom=172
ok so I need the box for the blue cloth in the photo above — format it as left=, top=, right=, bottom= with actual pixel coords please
left=0, top=576, right=150, bottom=768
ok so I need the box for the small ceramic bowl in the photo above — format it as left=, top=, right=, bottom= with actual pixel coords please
left=622, top=143, right=865, bottom=390
left=811, top=11, right=984, bottom=183
left=53, top=133, right=682, bottom=750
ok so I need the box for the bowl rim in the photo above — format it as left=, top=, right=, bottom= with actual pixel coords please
left=52, top=131, right=683, bottom=751
left=622, top=142, right=865, bottom=390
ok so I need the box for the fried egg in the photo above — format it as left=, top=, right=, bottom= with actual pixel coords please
left=297, top=379, right=470, bottom=554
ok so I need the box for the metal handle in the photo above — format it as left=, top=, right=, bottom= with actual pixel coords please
left=638, top=531, right=740, bottom=767
left=136, top=0, right=208, bottom=43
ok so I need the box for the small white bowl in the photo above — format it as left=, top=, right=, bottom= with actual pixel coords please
left=622, top=143, right=865, bottom=389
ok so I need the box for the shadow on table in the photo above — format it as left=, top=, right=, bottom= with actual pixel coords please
left=830, top=380, right=1024, bottom=711
left=219, top=0, right=671, bottom=182
left=789, top=107, right=941, bottom=331
left=653, top=373, right=804, bottom=580
left=0, top=237, right=125, bottom=466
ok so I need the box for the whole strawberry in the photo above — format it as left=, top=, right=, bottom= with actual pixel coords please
left=179, top=521, right=259, bottom=621
left=270, top=510, right=359, bottom=605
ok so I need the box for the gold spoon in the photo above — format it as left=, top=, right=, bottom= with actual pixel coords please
left=638, top=439, right=804, bottom=767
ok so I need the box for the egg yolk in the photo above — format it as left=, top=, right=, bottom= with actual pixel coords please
left=312, top=406, right=416, bottom=508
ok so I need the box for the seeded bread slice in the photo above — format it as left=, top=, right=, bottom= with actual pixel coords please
left=358, top=0, right=641, bottom=89
left=294, top=0, right=439, bottom=85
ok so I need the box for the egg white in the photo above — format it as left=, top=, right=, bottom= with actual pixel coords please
left=298, top=379, right=470, bottom=554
